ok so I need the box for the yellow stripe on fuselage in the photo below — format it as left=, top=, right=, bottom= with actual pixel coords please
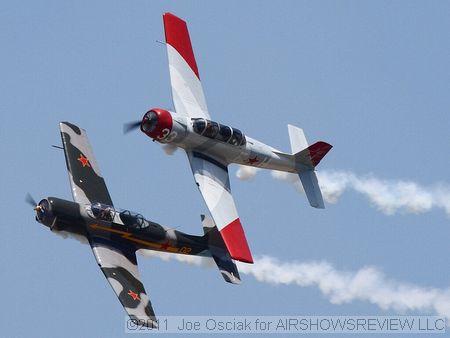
left=89, top=223, right=187, bottom=253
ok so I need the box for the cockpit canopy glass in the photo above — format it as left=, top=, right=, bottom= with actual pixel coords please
left=202, top=120, right=219, bottom=138
left=217, top=125, right=232, bottom=142
left=89, top=202, right=115, bottom=222
left=87, top=203, right=155, bottom=230
left=192, top=118, right=246, bottom=146
left=192, top=118, right=206, bottom=134
left=118, top=209, right=148, bottom=229
left=228, top=128, right=243, bottom=146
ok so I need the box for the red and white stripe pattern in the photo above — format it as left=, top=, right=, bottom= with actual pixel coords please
left=163, top=13, right=210, bottom=119
left=188, top=152, right=253, bottom=263
left=165, top=13, right=252, bottom=264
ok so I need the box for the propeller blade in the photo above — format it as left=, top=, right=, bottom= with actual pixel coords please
left=123, top=121, right=141, bottom=134
left=25, top=193, right=37, bottom=207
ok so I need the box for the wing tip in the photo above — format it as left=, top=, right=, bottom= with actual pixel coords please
left=163, top=12, right=200, bottom=79
left=59, top=121, right=83, bottom=135
left=221, top=270, right=242, bottom=284
left=220, top=218, right=253, bottom=264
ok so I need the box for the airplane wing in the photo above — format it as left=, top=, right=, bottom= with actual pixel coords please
left=202, top=214, right=241, bottom=284
left=59, top=122, right=113, bottom=206
left=60, top=122, right=156, bottom=326
left=89, top=238, right=157, bottom=327
left=187, top=151, right=253, bottom=264
left=163, top=12, right=210, bottom=119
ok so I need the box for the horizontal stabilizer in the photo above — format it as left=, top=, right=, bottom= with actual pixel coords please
left=298, top=170, right=325, bottom=209
left=202, top=215, right=241, bottom=284
left=295, top=143, right=330, bottom=208
left=288, top=124, right=332, bottom=209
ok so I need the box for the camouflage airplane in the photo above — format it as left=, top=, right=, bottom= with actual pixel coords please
left=125, top=13, right=333, bottom=265
left=28, top=122, right=241, bottom=327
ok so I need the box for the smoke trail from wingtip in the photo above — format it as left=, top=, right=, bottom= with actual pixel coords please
left=235, top=166, right=450, bottom=216
left=140, top=251, right=450, bottom=324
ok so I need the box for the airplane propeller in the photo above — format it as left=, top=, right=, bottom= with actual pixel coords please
left=123, top=121, right=141, bottom=134
left=123, top=119, right=178, bottom=155
left=25, top=193, right=37, bottom=208
left=25, top=192, right=42, bottom=211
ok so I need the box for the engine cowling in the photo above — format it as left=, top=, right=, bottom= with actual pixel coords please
left=140, top=108, right=173, bottom=141
left=35, top=198, right=56, bottom=227
left=35, top=197, right=84, bottom=232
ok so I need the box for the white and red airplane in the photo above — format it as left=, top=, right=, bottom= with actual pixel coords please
left=125, top=12, right=332, bottom=265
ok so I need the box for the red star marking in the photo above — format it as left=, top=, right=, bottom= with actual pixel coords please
left=77, top=154, right=90, bottom=167
left=160, top=241, right=171, bottom=250
left=128, top=290, right=140, bottom=301
left=246, top=156, right=259, bottom=165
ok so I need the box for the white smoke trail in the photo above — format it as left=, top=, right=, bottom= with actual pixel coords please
left=162, top=144, right=178, bottom=155
left=139, top=251, right=450, bottom=324
left=236, top=166, right=261, bottom=180
left=236, top=166, right=450, bottom=216
left=238, top=256, right=450, bottom=323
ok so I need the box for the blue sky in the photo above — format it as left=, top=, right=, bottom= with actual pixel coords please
left=1, top=1, right=449, bottom=337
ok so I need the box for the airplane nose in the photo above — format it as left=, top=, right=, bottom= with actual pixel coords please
left=141, top=111, right=158, bottom=133
left=34, top=199, right=55, bottom=228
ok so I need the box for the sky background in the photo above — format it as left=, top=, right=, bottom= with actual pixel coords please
left=1, top=1, right=449, bottom=337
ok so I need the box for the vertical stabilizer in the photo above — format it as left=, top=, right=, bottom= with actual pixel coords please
left=288, top=124, right=308, bottom=153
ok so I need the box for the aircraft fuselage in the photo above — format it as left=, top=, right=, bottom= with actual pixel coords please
left=142, top=110, right=297, bottom=173
left=36, top=196, right=210, bottom=256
